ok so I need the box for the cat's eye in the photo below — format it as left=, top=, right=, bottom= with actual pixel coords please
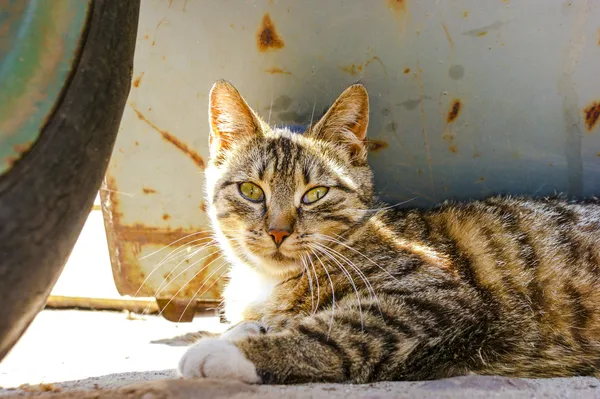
left=239, top=182, right=264, bottom=202
left=302, top=186, right=329, bottom=204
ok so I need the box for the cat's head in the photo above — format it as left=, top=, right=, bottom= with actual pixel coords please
left=205, top=80, right=373, bottom=278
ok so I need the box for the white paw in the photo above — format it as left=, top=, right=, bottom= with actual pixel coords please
left=220, top=321, right=267, bottom=341
left=177, top=338, right=259, bottom=383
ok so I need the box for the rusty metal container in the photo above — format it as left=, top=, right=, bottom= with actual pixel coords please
left=101, top=0, right=600, bottom=321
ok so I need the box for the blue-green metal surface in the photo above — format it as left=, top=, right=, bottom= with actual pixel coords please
left=0, top=0, right=90, bottom=175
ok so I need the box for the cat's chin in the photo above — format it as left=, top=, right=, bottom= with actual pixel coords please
left=245, top=250, right=302, bottom=278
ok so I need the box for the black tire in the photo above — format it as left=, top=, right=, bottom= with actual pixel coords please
left=0, top=0, right=140, bottom=361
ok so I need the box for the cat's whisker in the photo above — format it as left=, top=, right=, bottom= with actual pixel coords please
left=267, top=91, right=274, bottom=126
left=313, top=241, right=378, bottom=301
left=156, top=253, right=229, bottom=319
left=154, top=237, right=218, bottom=268
left=139, top=231, right=209, bottom=260
left=141, top=246, right=220, bottom=316
left=151, top=239, right=218, bottom=280
left=300, top=254, right=316, bottom=315
left=309, top=96, right=317, bottom=128
left=310, top=248, right=336, bottom=338
left=149, top=240, right=238, bottom=310
left=306, top=252, right=321, bottom=315
left=317, top=234, right=400, bottom=283
left=149, top=241, right=220, bottom=302
left=133, top=237, right=216, bottom=297
left=176, top=261, right=230, bottom=323
left=310, top=244, right=364, bottom=331
left=313, top=242, right=382, bottom=317
left=350, top=197, right=419, bottom=213
left=153, top=236, right=216, bottom=265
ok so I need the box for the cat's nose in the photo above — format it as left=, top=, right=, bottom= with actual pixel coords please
left=268, top=228, right=292, bottom=247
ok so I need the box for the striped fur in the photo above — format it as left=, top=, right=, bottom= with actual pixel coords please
left=188, top=81, right=600, bottom=383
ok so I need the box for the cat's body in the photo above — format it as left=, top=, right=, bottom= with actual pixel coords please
left=177, top=81, right=600, bottom=384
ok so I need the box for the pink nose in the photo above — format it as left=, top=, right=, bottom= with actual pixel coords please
left=268, top=229, right=292, bottom=246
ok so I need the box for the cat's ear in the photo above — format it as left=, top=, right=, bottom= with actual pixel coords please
left=208, top=80, right=264, bottom=157
left=308, top=84, right=369, bottom=161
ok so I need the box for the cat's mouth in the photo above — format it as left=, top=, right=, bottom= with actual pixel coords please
left=269, top=251, right=295, bottom=263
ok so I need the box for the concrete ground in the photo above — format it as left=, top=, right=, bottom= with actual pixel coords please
left=1, top=309, right=599, bottom=398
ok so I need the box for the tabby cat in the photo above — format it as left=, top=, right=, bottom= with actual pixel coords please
left=177, top=80, right=600, bottom=384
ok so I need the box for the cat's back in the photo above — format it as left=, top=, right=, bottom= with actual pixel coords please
left=378, top=195, right=600, bottom=351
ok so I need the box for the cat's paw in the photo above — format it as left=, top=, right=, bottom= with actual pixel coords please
left=177, top=338, right=259, bottom=383
left=220, top=321, right=267, bottom=341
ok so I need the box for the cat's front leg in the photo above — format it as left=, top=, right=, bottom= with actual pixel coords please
left=177, top=320, right=269, bottom=382
left=177, top=306, right=421, bottom=384
left=178, top=338, right=261, bottom=383
left=220, top=320, right=268, bottom=341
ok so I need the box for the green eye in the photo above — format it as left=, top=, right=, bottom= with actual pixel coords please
left=302, top=186, right=329, bottom=204
left=239, top=182, right=264, bottom=202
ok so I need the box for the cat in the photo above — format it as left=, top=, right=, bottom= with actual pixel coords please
left=177, top=80, right=600, bottom=384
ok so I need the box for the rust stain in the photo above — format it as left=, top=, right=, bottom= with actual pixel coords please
left=13, top=141, right=33, bottom=154
left=365, top=56, right=384, bottom=68
left=152, top=17, right=167, bottom=46
left=130, top=105, right=205, bottom=169
left=162, top=213, right=171, bottom=221
left=447, top=99, right=462, bottom=123
left=449, top=145, right=458, bottom=153
left=476, top=31, right=488, bottom=37
left=476, top=177, right=485, bottom=183
left=135, top=141, right=140, bottom=147
left=264, top=67, right=292, bottom=75
left=403, top=67, right=411, bottom=74
left=387, top=0, right=407, bottom=14
left=339, top=56, right=384, bottom=76
left=596, top=152, right=600, bottom=157
left=597, top=28, right=600, bottom=46
left=463, top=11, right=469, bottom=18
left=142, top=187, right=157, bottom=194
left=257, top=13, right=285, bottom=52
left=143, top=34, right=149, bottom=40
left=4, top=141, right=33, bottom=167
left=365, top=139, right=389, bottom=153
left=584, top=101, right=600, bottom=132
left=133, top=72, right=145, bottom=88
left=199, top=202, right=207, bottom=212
left=340, top=64, right=364, bottom=76
left=442, top=23, right=454, bottom=51
left=4, top=156, right=19, bottom=167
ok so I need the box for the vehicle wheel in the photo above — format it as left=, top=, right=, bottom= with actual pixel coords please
left=0, top=0, right=140, bottom=361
